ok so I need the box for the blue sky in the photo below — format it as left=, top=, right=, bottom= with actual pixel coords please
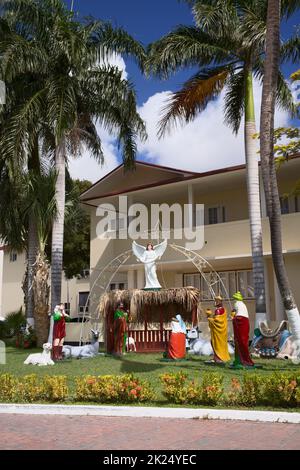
left=68, top=0, right=299, bottom=103
left=66, top=1, right=300, bottom=181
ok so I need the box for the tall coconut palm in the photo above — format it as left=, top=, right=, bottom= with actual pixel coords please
left=260, top=0, right=300, bottom=346
left=147, top=0, right=297, bottom=326
left=0, top=0, right=146, bottom=313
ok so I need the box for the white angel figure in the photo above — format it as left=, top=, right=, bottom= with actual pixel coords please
left=132, top=240, right=167, bottom=289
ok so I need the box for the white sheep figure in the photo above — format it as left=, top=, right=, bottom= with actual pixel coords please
left=24, top=343, right=54, bottom=366
left=186, top=326, right=235, bottom=356
left=126, top=336, right=136, bottom=352
left=62, top=329, right=103, bottom=359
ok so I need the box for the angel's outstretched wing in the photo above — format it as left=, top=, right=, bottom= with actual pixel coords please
left=132, top=241, right=146, bottom=261
left=153, top=239, right=167, bottom=259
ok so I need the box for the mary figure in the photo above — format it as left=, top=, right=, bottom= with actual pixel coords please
left=132, top=240, right=167, bottom=290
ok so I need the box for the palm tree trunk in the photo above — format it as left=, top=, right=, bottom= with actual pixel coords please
left=244, top=68, right=267, bottom=327
left=51, top=137, right=66, bottom=312
left=33, top=251, right=50, bottom=347
left=25, top=137, right=40, bottom=326
left=25, top=215, right=38, bottom=327
left=260, top=0, right=300, bottom=344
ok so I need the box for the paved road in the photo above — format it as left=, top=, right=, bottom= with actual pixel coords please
left=0, top=414, right=299, bottom=450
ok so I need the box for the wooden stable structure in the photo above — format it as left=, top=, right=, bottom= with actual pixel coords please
left=98, top=287, right=201, bottom=353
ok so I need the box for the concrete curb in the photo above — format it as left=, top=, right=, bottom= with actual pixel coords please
left=0, top=403, right=300, bottom=423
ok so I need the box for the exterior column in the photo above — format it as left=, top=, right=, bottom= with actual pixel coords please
left=187, top=184, right=194, bottom=228
left=273, top=269, right=285, bottom=321
left=127, top=270, right=135, bottom=290
left=137, top=269, right=144, bottom=289
left=263, top=258, right=270, bottom=321
left=0, top=248, right=4, bottom=321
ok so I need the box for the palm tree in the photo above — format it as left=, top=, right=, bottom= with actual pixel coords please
left=146, top=0, right=297, bottom=327
left=0, top=0, right=146, bottom=313
left=0, top=158, right=57, bottom=346
left=25, top=170, right=58, bottom=346
left=260, top=0, right=300, bottom=345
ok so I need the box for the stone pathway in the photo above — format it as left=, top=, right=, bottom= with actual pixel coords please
left=0, top=414, right=299, bottom=450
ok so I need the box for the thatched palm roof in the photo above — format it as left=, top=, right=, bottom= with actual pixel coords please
left=98, top=286, right=201, bottom=322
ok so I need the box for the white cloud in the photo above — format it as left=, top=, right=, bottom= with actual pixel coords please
left=137, top=79, right=291, bottom=172
left=100, top=53, right=128, bottom=80
left=68, top=126, right=119, bottom=183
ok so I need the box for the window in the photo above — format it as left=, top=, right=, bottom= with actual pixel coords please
left=78, top=292, right=89, bottom=313
left=295, top=195, right=300, bottom=213
left=237, top=270, right=254, bottom=299
left=280, top=197, right=289, bottom=214
left=183, top=270, right=254, bottom=300
left=207, top=206, right=226, bottom=225
left=64, top=303, right=70, bottom=315
left=110, top=282, right=127, bottom=291
left=208, top=207, right=218, bottom=225
left=109, top=215, right=126, bottom=232
left=9, top=252, right=17, bottom=262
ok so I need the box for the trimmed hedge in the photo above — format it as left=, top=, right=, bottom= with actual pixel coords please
left=1, top=371, right=300, bottom=407
left=160, top=371, right=300, bottom=408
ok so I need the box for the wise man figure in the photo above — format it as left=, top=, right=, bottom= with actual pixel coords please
left=231, top=291, right=255, bottom=368
left=206, top=295, right=230, bottom=364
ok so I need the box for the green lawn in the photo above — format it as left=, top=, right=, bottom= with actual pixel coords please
left=1, top=346, right=300, bottom=410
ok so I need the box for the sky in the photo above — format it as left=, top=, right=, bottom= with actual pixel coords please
left=66, top=0, right=300, bottom=182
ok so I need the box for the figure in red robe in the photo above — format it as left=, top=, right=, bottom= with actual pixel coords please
left=167, top=314, right=186, bottom=360
left=52, top=303, right=70, bottom=361
left=231, top=292, right=254, bottom=368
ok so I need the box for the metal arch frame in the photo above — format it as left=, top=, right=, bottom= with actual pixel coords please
left=79, top=244, right=233, bottom=344
left=169, top=244, right=233, bottom=312
left=79, top=250, right=132, bottom=345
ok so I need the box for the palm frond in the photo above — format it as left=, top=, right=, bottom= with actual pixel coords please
left=0, top=87, right=46, bottom=163
left=146, top=26, right=233, bottom=79
left=90, top=22, right=146, bottom=70
left=191, top=0, right=239, bottom=37
left=158, top=67, right=230, bottom=137
left=46, top=76, right=77, bottom=142
left=26, top=169, right=58, bottom=251
left=280, top=35, right=300, bottom=64
left=276, top=70, right=298, bottom=117
left=281, top=0, right=300, bottom=19
left=224, top=69, right=245, bottom=134
left=238, top=3, right=267, bottom=52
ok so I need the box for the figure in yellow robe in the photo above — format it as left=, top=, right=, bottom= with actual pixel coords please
left=206, top=296, right=230, bottom=363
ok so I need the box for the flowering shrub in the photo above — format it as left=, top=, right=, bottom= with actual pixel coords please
left=41, top=376, right=69, bottom=402
left=261, top=373, right=300, bottom=407
left=160, top=371, right=223, bottom=405
left=0, top=374, right=17, bottom=401
left=15, top=374, right=44, bottom=402
left=0, top=374, right=68, bottom=403
left=75, top=374, right=155, bottom=403
left=201, top=373, right=224, bottom=405
left=225, top=375, right=263, bottom=406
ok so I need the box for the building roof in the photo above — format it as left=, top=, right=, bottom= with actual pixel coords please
left=80, top=154, right=300, bottom=205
